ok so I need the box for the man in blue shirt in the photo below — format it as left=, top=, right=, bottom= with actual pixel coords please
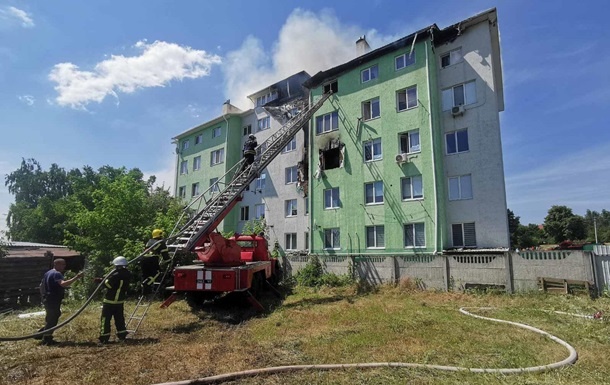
left=39, top=258, right=83, bottom=345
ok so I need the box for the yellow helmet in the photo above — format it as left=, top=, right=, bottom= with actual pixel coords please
left=152, top=229, right=164, bottom=238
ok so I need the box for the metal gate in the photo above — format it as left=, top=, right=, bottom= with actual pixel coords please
left=593, top=245, right=610, bottom=294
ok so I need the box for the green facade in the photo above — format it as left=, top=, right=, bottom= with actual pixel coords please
left=308, top=40, right=446, bottom=255
left=174, top=114, right=243, bottom=233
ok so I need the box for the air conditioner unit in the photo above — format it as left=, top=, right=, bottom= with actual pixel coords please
left=451, top=105, right=465, bottom=117
left=395, top=153, right=409, bottom=164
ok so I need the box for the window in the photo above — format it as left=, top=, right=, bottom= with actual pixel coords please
left=362, top=98, right=380, bottom=120
left=324, top=81, right=338, bottom=94
left=441, top=48, right=462, bottom=68
left=283, top=136, right=297, bottom=152
left=255, top=172, right=266, bottom=191
left=324, top=228, right=340, bottom=249
left=180, top=160, right=188, bottom=175
left=285, top=166, right=297, bottom=184
left=191, top=182, right=200, bottom=197
left=366, top=225, right=385, bottom=248
left=364, top=138, right=382, bottom=162
left=395, top=52, right=416, bottom=70
left=304, top=232, right=309, bottom=251
left=361, top=64, right=378, bottom=83
left=285, top=199, right=297, bottom=217
left=178, top=186, right=186, bottom=199
left=195, top=134, right=203, bottom=145
left=404, top=223, right=426, bottom=248
left=243, top=125, right=252, bottom=136
left=193, top=156, right=201, bottom=171
left=210, top=148, right=224, bottom=165
left=446, top=129, right=469, bottom=154
left=324, top=188, right=340, bottom=209
left=304, top=197, right=309, bottom=215
left=401, top=176, right=423, bottom=200
left=365, top=181, right=384, bottom=205
left=448, top=175, right=473, bottom=201
left=442, top=81, right=476, bottom=111
left=285, top=233, right=297, bottom=250
left=399, top=130, right=420, bottom=154
left=257, top=116, right=270, bottom=132
left=212, top=127, right=221, bottom=138
left=256, top=91, right=278, bottom=107
left=452, top=222, right=476, bottom=247
left=182, top=140, right=189, bottom=150
left=397, top=86, right=418, bottom=111
left=209, top=177, right=219, bottom=193
left=240, top=206, right=249, bottom=221
left=315, top=111, right=339, bottom=134
left=255, top=204, right=265, bottom=219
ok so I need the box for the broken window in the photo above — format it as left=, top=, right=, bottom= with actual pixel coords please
left=315, top=139, right=344, bottom=179
left=362, top=98, right=380, bottom=120
left=324, top=81, right=338, bottom=94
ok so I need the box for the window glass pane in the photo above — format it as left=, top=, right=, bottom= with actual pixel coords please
left=316, top=116, right=323, bottom=134
left=332, top=229, right=340, bottom=248
left=366, top=227, right=375, bottom=247
left=451, top=49, right=462, bottom=64
left=415, top=223, right=425, bottom=247
left=442, top=89, right=453, bottom=111
left=396, top=55, right=405, bottom=69
left=398, top=91, right=407, bottom=111
left=373, top=139, right=382, bottom=159
left=371, top=65, right=378, bottom=79
left=377, top=226, right=385, bottom=247
left=364, top=142, right=372, bottom=161
left=362, top=69, right=369, bottom=82
left=464, top=223, right=476, bottom=246
left=407, top=87, right=417, bottom=108
left=441, top=54, right=450, bottom=67
left=457, top=130, right=469, bottom=152
left=465, top=81, right=477, bottom=105
left=406, top=52, right=415, bottom=66
left=404, top=224, right=414, bottom=247
left=452, top=224, right=463, bottom=246
left=446, top=133, right=457, bottom=154
left=365, top=183, right=374, bottom=203
left=372, top=99, right=380, bottom=117
left=449, top=177, right=460, bottom=200
left=410, top=132, right=420, bottom=152
left=460, top=175, right=473, bottom=199
left=400, top=134, right=408, bottom=153
left=413, top=176, right=423, bottom=198
left=331, top=112, right=338, bottom=130
left=453, top=85, right=465, bottom=106
left=375, top=181, right=383, bottom=202
left=402, top=178, right=412, bottom=200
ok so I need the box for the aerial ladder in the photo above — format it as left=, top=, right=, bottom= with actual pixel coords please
left=126, top=91, right=331, bottom=335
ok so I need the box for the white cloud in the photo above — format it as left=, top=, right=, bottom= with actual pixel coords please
left=18, top=95, right=35, bottom=106
left=223, top=8, right=403, bottom=110
left=0, top=6, right=34, bottom=28
left=49, top=40, right=222, bottom=109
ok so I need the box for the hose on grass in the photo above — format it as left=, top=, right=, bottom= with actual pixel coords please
left=153, top=307, right=580, bottom=385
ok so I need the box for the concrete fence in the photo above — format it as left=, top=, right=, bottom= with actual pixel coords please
left=282, top=250, right=600, bottom=293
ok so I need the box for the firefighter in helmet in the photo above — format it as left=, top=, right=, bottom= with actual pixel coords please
left=97, top=256, right=131, bottom=344
left=241, top=134, right=257, bottom=172
left=141, top=229, right=170, bottom=296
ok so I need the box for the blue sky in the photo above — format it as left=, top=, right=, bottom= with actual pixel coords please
left=1, top=0, right=609, bottom=237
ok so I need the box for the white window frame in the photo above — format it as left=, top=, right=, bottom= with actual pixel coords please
left=364, top=138, right=382, bottom=162
left=401, top=175, right=423, bottom=200
left=210, top=148, right=224, bottom=166
left=445, top=129, right=469, bottom=155
left=243, top=125, right=252, bottom=136
left=283, top=136, right=297, bottom=153
left=362, top=97, right=380, bottom=121
left=365, top=181, right=384, bottom=205
left=324, top=187, right=340, bottom=209
left=180, top=160, right=188, bottom=175
left=178, top=186, right=186, bottom=199
left=304, top=232, right=309, bottom=251
left=285, top=199, right=297, bottom=217
left=395, top=52, right=416, bottom=70
left=324, top=228, right=341, bottom=250
left=255, top=204, right=265, bottom=220
left=182, top=140, right=190, bottom=150
left=441, top=48, right=462, bottom=68
left=193, top=156, right=201, bottom=171
left=256, top=91, right=278, bottom=107
left=191, top=182, right=200, bottom=197
left=240, top=206, right=249, bottom=221
left=397, top=86, right=418, bottom=111
left=399, top=130, right=420, bottom=154
left=404, top=223, right=426, bottom=248
left=285, top=233, right=297, bottom=250
left=255, top=172, right=266, bottom=191
left=257, top=116, right=270, bottom=132
left=212, top=127, right=221, bottom=138
left=195, top=134, right=203, bottom=145
left=442, top=81, right=476, bottom=111
left=361, top=64, right=378, bottom=83
left=366, top=225, right=385, bottom=249
left=209, top=177, right=219, bottom=193
left=448, top=175, right=473, bottom=201
left=315, top=111, right=339, bottom=134
left=285, top=166, right=298, bottom=184
left=452, top=222, right=476, bottom=247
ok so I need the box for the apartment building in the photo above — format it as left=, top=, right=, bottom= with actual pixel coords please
left=303, top=8, right=508, bottom=254
left=173, top=8, right=509, bottom=255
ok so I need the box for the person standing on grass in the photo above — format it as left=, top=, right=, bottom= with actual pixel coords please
left=38, top=258, right=84, bottom=345
left=96, top=256, right=131, bottom=344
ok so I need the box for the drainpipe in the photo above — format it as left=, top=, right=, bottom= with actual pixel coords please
left=425, top=39, right=440, bottom=254
left=172, top=139, right=179, bottom=197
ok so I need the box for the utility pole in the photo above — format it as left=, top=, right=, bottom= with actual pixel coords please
left=594, top=217, right=598, bottom=244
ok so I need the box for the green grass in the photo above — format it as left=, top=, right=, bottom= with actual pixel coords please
left=1, top=286, right=609, bottom=385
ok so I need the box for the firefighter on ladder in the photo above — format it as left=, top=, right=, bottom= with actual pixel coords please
left=141, top=229, right=170, bottom=296
left=97, top=256, right=131, bottom=344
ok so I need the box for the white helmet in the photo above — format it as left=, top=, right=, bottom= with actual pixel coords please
left=112, top=256, right=128, bottom=266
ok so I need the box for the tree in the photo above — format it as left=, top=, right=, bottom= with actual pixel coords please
left=543, top=205, right=586, bottom=243
left=507, top=209, right=520, bottom=248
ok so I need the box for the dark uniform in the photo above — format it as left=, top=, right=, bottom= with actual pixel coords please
left=141, top=237, right=170, bottom=295
left=39, top=269, right=65, bottom=343
left=241, top=136, right=258, bottom=172
left=99, top=267, right=131, bottom=343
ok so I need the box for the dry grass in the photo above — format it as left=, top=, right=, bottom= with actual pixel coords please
left=1, top=286, right=609, bottom=385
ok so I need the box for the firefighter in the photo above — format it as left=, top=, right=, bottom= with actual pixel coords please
left=97, top=256, right=131, bottom=344
left=241, top=134, right=258, bottom=172
left=141, top=228, right=170, bottom=295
